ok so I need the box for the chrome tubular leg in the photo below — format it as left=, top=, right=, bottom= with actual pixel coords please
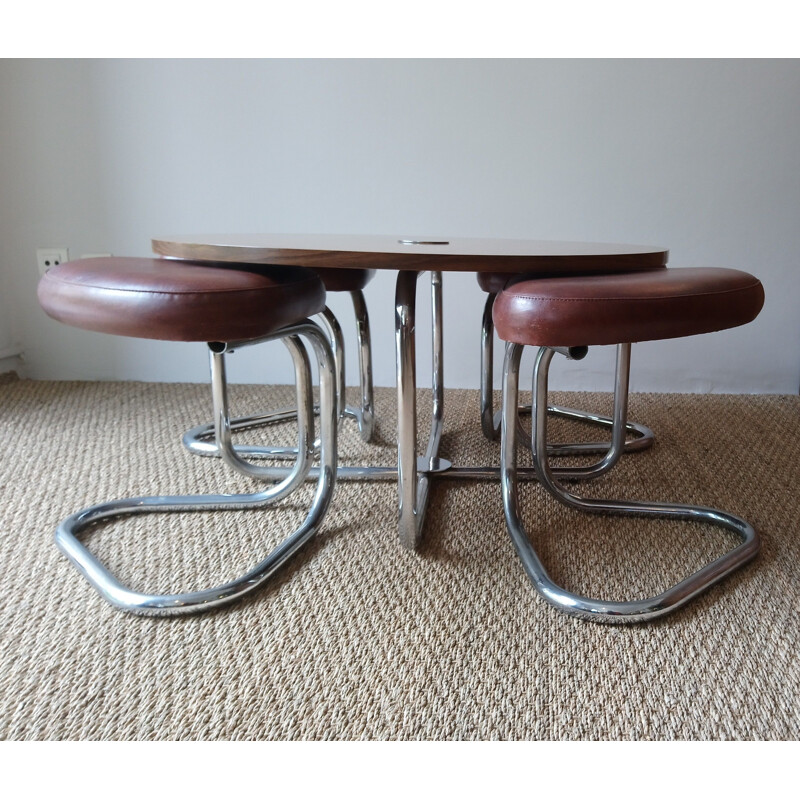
left=54, top=320, right=338, bottom=616
left=547, top=343, right=630, bottom=482
left=396, top=270, right=421, bottom=548
left=182, top=331, right=321, bottom=461
left=481, top=289, right=653, bottom=455
left=210, top=335, right=314, bottom=492
left=182, top=328, right=322, bottom=461
left=544, top=343, right=654, bottom=458
left=317, top=306, right=347, bottom=421
left=183, top=300, right=373, bottom=459
left=428, top=271, right=445, bottom=465
left=501, top=343, right=759, bottom=624
left=395, top=270, right=446, bottom=549
left=346, top=288, right=375, bottom=442
left=180, top=302, right=345, bottom=462
left=182, top=406, right=317, bottom=460
left=480, top=293, right=498, bottom=441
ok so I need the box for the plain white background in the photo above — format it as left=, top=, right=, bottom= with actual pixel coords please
left=1, top=58, right=798, bottom=393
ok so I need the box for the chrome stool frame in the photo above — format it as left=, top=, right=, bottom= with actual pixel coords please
left=231, top=273, right=653, bottom=553
left=55, top=320, right=337, bottom=616
left=181, top=291, right=374, bottom=461
left=500, top=342, right=759, bottom=623
left=480, top=291, right=655, bottom=455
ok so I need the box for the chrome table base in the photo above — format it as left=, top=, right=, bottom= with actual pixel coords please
left=55, top=321, right=337, bottom=616
left=178, top=272, right=658, bottom=545
left=392, top=272, right=657, bottom=549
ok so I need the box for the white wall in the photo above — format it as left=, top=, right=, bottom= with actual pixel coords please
left=0, top=74, right=21, bottom=375
left=1, top=59, right=798, bottom=393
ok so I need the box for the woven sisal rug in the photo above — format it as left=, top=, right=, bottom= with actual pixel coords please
left=1, top=375, right=798, bottom=740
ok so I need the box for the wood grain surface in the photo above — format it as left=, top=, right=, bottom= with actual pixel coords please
left=153, top=234, right=668, bottom=274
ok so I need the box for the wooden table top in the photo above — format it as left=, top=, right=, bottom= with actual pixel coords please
left=152, top=234, right=668, bottom=274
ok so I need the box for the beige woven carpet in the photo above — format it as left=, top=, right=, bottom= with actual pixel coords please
left=1, top=374, right=799, bottom=740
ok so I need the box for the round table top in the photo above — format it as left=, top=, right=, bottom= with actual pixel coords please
left=152, top=234, right=668, bottom=274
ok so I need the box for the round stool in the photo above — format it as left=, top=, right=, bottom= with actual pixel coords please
left=38, top=257, right=338, bottom=616
left=476, top=265, right=665, bottom=455
left=493, top=267, right=765, bottom=624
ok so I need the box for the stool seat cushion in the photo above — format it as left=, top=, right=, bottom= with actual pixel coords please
left=477, top=272, right=517, bottom=294
left=477, top=261, right=667, bottom=295
left=493, top=268, right=764, bottom=347
left=316, top=268, right=376, bottom=292
left=38, top=257, right=326, bottom=342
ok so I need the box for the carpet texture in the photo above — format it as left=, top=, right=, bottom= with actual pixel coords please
left=0, top=374, right=798, bottom=740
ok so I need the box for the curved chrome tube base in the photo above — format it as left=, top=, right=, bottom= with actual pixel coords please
left=181, top=291, right=375, bottom=462
left=54, top=321, right=338, bottom=616
left=182, top=408, right=321, bottom=461
left=500, top=343, right=759, bottom=624
left=480, top=292, right=655, bottom=456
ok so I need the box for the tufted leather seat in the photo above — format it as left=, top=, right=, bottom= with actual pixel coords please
left=38, top=257, right=325, bottom=343
left=493, top=267, right=764, bottom=348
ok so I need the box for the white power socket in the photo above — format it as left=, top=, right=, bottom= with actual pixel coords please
left=36, top=248, right=70, bottom=276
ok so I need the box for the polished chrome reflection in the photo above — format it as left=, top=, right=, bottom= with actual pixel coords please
left=480, top=291, right=655, bottom=454
left=395, top=270, right=445, bottom=548
left=182, top=290, right=376, bottom=459
left=210, top=335, right=314, bottom=489
left=182, top=405, right=319, bottom=461
left=317, top=306, right=347, bottom=421
left=345, top=288, right=375, bottom=441
left=480, top=292, right=498, bottom=441
left=500, top=342, right=759, bottom=624
left=54, top=320, right=338, bottom=616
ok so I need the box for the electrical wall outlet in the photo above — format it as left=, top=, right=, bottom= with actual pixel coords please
left=36, top=248, right=69, bottom=276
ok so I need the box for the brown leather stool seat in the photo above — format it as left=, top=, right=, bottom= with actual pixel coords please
left=477, top=271, right=518, bottom=294
left=38, top=257, right=325, bottom=342
left=476, top=259, right=667, bottom=294
left=494, top=266, right=764, bottom=624
left=493, top=267, right=764, bottom=347
left=317, top=267, right=375, bottom=293
left=476, top=259, right=669, bottom=443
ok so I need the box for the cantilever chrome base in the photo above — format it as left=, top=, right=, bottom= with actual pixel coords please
left=55, top=321, right=338, bottom=616
left=181, top=291, right=375, bottom=462
left=480, top=291, right=655, bottom=454
left=501, top=343, right=759, bottom=624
